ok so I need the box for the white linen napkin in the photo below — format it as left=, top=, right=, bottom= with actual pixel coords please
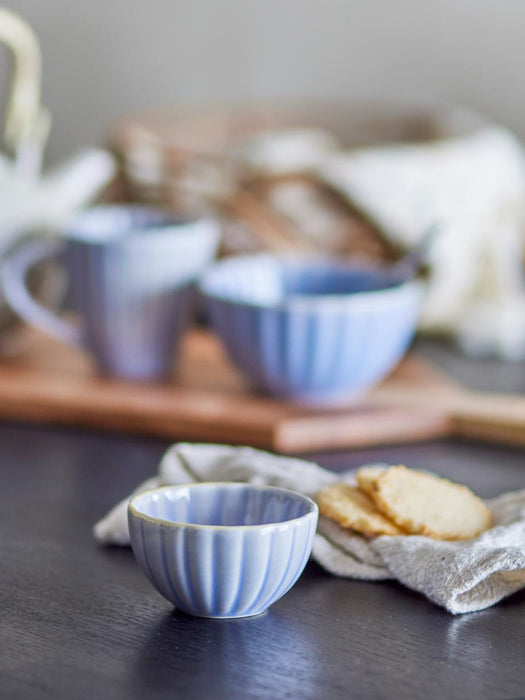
left=318, top=125, right=525, bottom=360
left=94, top=443, right=525, bottom=615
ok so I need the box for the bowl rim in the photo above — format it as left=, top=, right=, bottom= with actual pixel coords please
left=128, top=481, right=319, bottom=531
left=199, top=253, right=424, bottom=313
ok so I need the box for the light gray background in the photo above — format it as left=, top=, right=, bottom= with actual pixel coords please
left=1, top=0, right=524, bottom=164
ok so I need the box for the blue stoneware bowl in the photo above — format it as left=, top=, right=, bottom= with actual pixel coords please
left=200, top=254, right=423, bottom=403
left=128, top=483, right=318, bottom=619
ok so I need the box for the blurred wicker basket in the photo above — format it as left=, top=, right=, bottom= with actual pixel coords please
left=112, top=101, right=476, bottom=264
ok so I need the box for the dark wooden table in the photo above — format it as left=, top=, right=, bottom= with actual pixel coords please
left=2, top=341, right=525, bottom=700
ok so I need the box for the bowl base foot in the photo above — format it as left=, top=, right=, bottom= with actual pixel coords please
left=176, top=607, right=270, bottom=620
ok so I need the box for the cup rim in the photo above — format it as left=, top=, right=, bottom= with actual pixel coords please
left=128, top=482, right=319, bottom=531
left=62, top=204, right=217, bottom=245
left=199, top=253, right=424, bottom=313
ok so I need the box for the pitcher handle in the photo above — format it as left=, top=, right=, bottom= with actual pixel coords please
left=1, top=239, right=84, bottom=346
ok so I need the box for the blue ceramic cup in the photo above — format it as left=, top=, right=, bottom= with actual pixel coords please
left=200, top=254, right=423, bottom=403
left=128, top=483, right=318, bottom=619
left=1, top=205, right=220, bottom=380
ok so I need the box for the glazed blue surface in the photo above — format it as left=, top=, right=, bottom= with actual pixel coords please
left=128, top=483, right=318, bottom=619
left=200, top=254, right=423, bottom=403
left=2, top=206, right=220, bottom=381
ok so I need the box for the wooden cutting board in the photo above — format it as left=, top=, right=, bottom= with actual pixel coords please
left=0, top=328, right=524, bottom=453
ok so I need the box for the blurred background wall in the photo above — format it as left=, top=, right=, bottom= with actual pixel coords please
left=1, top=0, right=524, bottom=163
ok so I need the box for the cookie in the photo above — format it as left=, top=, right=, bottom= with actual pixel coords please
left=355, top=465, right=387, bottom=498
left=316, top=482, right=404, bottom=537
left=370, top=465, right=492, bottom=540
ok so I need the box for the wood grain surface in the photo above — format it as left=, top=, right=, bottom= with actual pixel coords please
left=1, top=328, right=525, bottom=452
left=0, top=328, right=451, bottom=452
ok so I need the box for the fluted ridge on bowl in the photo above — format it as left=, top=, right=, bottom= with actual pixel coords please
left=201, top=255, right=422, bottom=402
left=130, top=515, right=316, bottom=617
left=128, top=509, right=317, bottom=618
left=128, top=484, right=318, bottom=618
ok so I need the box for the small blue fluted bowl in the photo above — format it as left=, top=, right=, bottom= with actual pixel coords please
left=200, top=254, right=423, bottom=403
left=128, top=483, right=318, bottom=619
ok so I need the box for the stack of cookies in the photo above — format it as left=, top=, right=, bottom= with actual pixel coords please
left=317, top=465, right=493, bottom=541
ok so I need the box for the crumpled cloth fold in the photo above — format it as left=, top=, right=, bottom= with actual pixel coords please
left=318, top=124, right=525, bottom=360
left=94, top=443, right=525, bottom=614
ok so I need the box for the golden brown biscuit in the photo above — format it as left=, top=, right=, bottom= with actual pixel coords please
left=316, top=482, right=404, bottom=537
left=370, top=465, right=492, bottom=540
left=355, top=465, right=387, bottom=498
